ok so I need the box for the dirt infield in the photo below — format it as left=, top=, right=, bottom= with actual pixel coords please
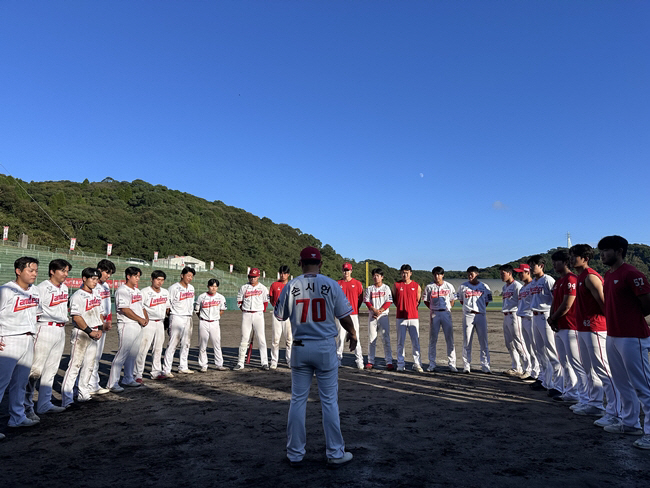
left=1, top=309, right=647, bottom=487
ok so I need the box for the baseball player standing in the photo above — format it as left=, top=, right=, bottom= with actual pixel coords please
left=548, top=250, right=587, bottom=404
left=364, top=268, right=394, bottom=370
left=61, top=268, right=104, bottom=407
left=336, top=263, right=364, bottom=369
left=423, top=266, right=457, bottom=372
left=569, top=244, right=621, bottom=420
left=162, top=266, right=196, bottom=376
left=458, top=266, right=492, bottom=374
left=274, top=246, right=356, bottom=467
left=194, top=279, right=228, bottom=372
left=514, top=263, right=540, bottom=381
left=135, top=270, right=170, bottom=381
left=25, top=259, right=71, bottom=416
left=499, top=264, right=530, bottom=377
left=234, top=268, right=270, bottom=371
left=106, top=267, right=148, bottom=391
left=0, top=257, right=41, bottom=435
left=88, top=259, right=115, bottom=395
left=392, top=264, right=423, bottom=373
left=597, top=235, right=650, bottom=449
left=269, top=265, right=292, bottom=370
left=528, top=255, right=562, bottom=396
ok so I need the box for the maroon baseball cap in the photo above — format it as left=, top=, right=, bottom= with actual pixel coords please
left=300, top=247, right=321, bottom=261
left=342, top=262, right=352, bottom=271
left=248, top=268, right=261, bottom=277
left=513, top=263, right=530, bottom=273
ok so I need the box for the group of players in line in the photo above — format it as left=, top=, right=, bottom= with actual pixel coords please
left=0, top=234, right=649, bottom=451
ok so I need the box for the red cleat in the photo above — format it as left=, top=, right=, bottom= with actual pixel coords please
left=386, top=364, right=395, bottom=371
left=135, top=378, right=143, bottom=384
left=155, top=374, right=167, bottom=381
left=364, top=363, right=373, bottom=370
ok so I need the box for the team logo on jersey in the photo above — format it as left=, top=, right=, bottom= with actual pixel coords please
left=179, top=291, right=194, bottom=301
left=49, top=292, right=69, bottom=306
left=150, top=296, right=168, bottom=307
left=202, top=300, right=221, bottom=308
left=85, top=297, right=102, bottom=311
left=13, top=296, right=39, bottom=312
left=99, top=290, right=110, bottom=299
left=464, top=290, right=483, bottom=298
left=131, top=294, right=143, bottom=304
left=503, top=291, right=514, bottom=299
left=371, top=291, right=386, bottom=298
left=244, top=290, right=263, bottom=298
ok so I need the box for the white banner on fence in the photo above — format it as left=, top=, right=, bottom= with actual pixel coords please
left=210, top=261, right=214, bottom=270
left=70, top=238, right=76, bottom=251
left=263, top=270, right=266, bottom=278
left=3, top=226, right=8, bottom=241
left=247, top=267, right=250, bottom=276
left=154, top=251, right=159, bottom=261
left=106, top=243, right=112, bottom=256
left=229, top=264, right=233, bottom=273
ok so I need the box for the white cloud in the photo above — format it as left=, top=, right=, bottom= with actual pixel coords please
left=492, top=200, right=508, bottom=210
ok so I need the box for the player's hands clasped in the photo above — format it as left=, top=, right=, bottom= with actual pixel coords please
left=90, top=330, right=103, bottom=340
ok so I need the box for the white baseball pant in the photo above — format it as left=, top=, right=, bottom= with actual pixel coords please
left=502, top=313, right=530, bottom=373
left=461, top=312, right=490, bottom=371
left=555, top=329, right=588, bottom=402
left=135, top=319, right=164, bottom=379
left=61, top=329, right=98, bottom=407
left=287, top=338, right=345, bottom=462
left=428, top=310, right=455, bottom=368
left=396, top=318, right=422, bottom=369
left=368, top=313, right=393, bottom=366
left=0, top=333, right=34, bottom=426
left=577, top=330, right=621, bottom=415
left=198, top=319, right=224, bottom=369
left=605, top=336, right=650, bottom=433
left=532, top=312, right=563, bottom=390
left=107, top=322, right=142, bottom=388
left=163, top=315, right=193, bottom=374
left=519, top=316, right=540, bottom=379
left=236, top=312, right=268, bottom=367
left=89, top=331, right=107, bottom=392
left=271, top=315, right=292, bottom=366
left=337, top=314, right=363, bottom=368
left=25, top=323, right=66, bottom=414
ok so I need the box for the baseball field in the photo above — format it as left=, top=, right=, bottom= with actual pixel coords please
left=1, top=309, right=647, bottom=487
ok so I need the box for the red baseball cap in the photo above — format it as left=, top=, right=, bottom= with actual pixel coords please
left=248, top=268, right=261, bottom=277
left=342, top=262, right=352, bottom=271
left=299, top=247, right=321, bottom=261
left=513, top=263, right=530, bottom=273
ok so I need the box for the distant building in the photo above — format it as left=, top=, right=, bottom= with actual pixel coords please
left=156, top=255, right=206, bottom=272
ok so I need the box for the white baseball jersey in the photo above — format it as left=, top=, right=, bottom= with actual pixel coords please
left=36, top=279, right=69, bottom=324
left=94, top=281, right=112, bottom=318
left=458, top=281, right=492, bottom=313
left=0, top=281, right=41, bottom=335
left=69, top=288, right=103, bottom=328
left=529, top=275, right=556, bottom=312
left=501, top=280, right=522, bottom=312
left=141, top=286, right=170, bottom=321
left=237, top=283, right=269, bottom=312
left=364, top=284, right=393, bottom=317
left=194, top=292, right=227, bottom=321
left=115, top=284, right=144, bottom=325
left=168, top=282, right=195, bottom=316
left=274, top=273, right=353, bottom=340
left=423, top=281, right=456, bottom=312
left=516, top=281, right=534, bottom=317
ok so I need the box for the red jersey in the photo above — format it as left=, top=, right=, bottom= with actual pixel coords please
left=393, top=280, right=420, bottom=319
left=575, top=268, right=606, bottom=332
left=337, top=278, right=363, bottom=315
left=551, top=273, right=577, bottom=330
left=603, top=263, right=650, bottom=338
left=269, top=281, right=288, bottom=307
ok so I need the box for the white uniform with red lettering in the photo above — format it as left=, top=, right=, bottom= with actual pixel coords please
left=516, top=282, right=540, bottom=379
left=458, top=281, right=492, bottom=372
left=61, top=288, right=103, bottom=406
left=274, top=272, right=353, bottom=462
left=423, top=281, right=456, bottom=370
left=89, top=280, right=111, bottom=392
left=194, top=291, right=227, bottom=370
left=364, top=284, right=393, bottom=367
left=107, top=284, right=144, bottom=387
left=135, top=286, right=169, bottom=379
left=0, top=281, right=40, bottom=426
left=530, top=274, right=562, bottom=390
left=270, top=281, right=292, bottom=368
left=163, top=282, right=195, bottom=374
left=25, top=279, right=68, bottom=414
left=501, top=280, right=530, bottom=374
left=236, top=283, right=269, bottom=368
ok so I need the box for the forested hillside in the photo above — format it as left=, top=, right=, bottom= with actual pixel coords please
left=1, top=174, right=648, bottom=284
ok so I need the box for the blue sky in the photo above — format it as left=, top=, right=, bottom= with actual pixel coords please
left=1, top=1, right=648, bottom=270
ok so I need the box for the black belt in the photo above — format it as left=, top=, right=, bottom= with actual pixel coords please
left=434, top=309, right=447, bottom=312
